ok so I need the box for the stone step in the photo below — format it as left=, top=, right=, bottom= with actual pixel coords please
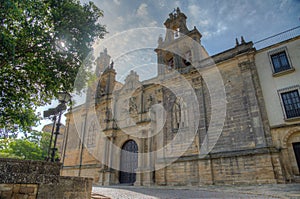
left=91, top=193, right=111, bottom=199
left=293, top=176, right=300, bottom=183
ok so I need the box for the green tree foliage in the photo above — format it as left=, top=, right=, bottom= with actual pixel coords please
left=0, top=131, right=52, bottom=160
left=0, top=0, right=107, bottom=137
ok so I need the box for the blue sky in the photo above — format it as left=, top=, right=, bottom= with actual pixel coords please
left=92, top=0, right=300, bottom=55
left=37, top=0, right=300, bottom=130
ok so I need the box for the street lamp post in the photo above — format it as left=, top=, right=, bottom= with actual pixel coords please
left=44, top=91, right=71, bottom=162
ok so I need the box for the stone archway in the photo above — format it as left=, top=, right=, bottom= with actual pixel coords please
left=119, top=140, right=138, bottom=184
left=282, top=129, right=300, bottom=179
left=287, top=132, right=300, bottom=175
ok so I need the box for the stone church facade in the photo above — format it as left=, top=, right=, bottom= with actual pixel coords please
left=60, top=8, right=299, bottom=185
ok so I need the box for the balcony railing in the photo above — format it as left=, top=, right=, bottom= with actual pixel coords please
left=254, top=26, right=300, bottom=50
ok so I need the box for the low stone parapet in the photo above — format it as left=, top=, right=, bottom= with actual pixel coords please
left=0, top=158, right=92, bottom=199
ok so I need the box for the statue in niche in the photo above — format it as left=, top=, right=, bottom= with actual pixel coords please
left=100, top=87, right=105, bottom=96
left=87, top=121, right=97, bottom=146
left=172, top=101, right=181, bottom=130
left=146, top=95, right=155, bottom=111
left=129, top=97, right=138, bottom=118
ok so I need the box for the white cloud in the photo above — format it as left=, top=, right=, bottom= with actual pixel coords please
left=199, top=19, right=209, bottom=26
left=174, top=1, right=181, bottom=8
left=188, top=4, right=201, bottom=18
left=279, top=0, right=288, bottom=10
left=149, top=20, right=158, bottom=27
left=216, top=22, right=227, bottom=34
left=137, top=3, right=148, bottom=16
left=157, top=0, right=166, bottom=8
left=113, top=0, right=121, bottom=5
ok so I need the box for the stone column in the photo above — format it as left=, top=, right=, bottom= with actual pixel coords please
left=143, top=131, right=154, bottom=186
left=107, top=135, right=116, bottom=185
left=98, top=136, right=108, bottom=185
left=134, top=136, right=145, bottom=186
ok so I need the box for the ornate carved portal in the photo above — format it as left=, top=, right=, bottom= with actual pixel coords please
left=119, top=140, right=138, bottom=184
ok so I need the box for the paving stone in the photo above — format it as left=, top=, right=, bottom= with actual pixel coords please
left=92, top=184, right=300, bottom=199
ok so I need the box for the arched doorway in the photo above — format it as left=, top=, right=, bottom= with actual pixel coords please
left=119, top=140, right=138, bottom=184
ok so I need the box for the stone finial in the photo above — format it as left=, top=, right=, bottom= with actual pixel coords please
left=176, top=7, right=181, bottom=14
left=241, top=36, right=245, bottom=44
left=235, top=38, right=239, bottom=46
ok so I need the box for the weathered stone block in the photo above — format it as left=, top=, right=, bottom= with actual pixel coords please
left=1, top=190, right=13, bottom=199
left=0, top=159, right=93, bottom=199
left=19, top=187, right=34, bottom=194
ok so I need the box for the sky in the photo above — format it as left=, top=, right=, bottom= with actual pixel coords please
left=37, top=0, right=300, bottom=130
left=92, top=0, right=300, bottom=54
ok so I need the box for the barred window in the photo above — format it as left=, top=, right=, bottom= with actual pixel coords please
left=281, top=90, right=300, bottom=119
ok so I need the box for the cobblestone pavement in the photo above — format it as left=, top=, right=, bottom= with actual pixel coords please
left=92, top=184, right=300, bottom=199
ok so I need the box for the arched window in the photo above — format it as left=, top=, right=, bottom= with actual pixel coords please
left=183, top=50, right=192, bottom=66
left=172, top=100, right=181, bottom=131
left=174, top=27, right=180, bottom=39
left=87, top=120, right=97, bottom=146
left=168, top=57, right=174, bottom=70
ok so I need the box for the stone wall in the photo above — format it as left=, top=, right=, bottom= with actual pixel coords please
left=0, top=184, right=38, bottom=199
left=0, top=158, right=92, bottom=199
left=155, top=149, right=283, bottom=185
left=271, top=126, right=300, bottom=182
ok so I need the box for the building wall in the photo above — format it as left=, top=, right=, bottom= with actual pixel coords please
left=255, top=36, right=300, bottom=127
left=61, top=42, right=283, bottom=185
left=155, top=152, right=282, bottom=186
left=60, top=9, right=291, bottom=186
left=255, top=36, right=300, bottom=182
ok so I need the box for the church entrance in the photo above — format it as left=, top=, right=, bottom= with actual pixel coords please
left=293, top=142, right=300, bottom=172
left=119, top=140, right=138, bottom=184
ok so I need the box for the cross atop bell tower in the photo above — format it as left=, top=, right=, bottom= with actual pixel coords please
left=164, top=7, right=189, bottom=42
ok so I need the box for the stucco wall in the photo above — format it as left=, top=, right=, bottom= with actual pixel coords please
left=255, top=36, right=300, bottom=127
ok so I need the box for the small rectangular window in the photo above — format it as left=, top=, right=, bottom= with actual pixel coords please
left=281, top=90, right=300, bottom=119
left=271, top=51, right=291, bottom=73
left=168, top=57, right=174, bottom=69
left=174, top=28, right=180, bottom=39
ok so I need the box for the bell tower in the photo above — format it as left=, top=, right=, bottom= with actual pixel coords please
left=155, top=7, right=204, bottom=76
left=95, top=60, right=116, bottom=104
left=85, top=49, right=116, bottom=106
left=164, top=7, right=189, bottom=42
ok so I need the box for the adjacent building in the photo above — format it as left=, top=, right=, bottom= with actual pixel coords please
left=255, top=35, right=300, bottom=182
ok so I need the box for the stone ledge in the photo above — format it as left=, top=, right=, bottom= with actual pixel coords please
left=0, top=159, right=93, bottom=199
